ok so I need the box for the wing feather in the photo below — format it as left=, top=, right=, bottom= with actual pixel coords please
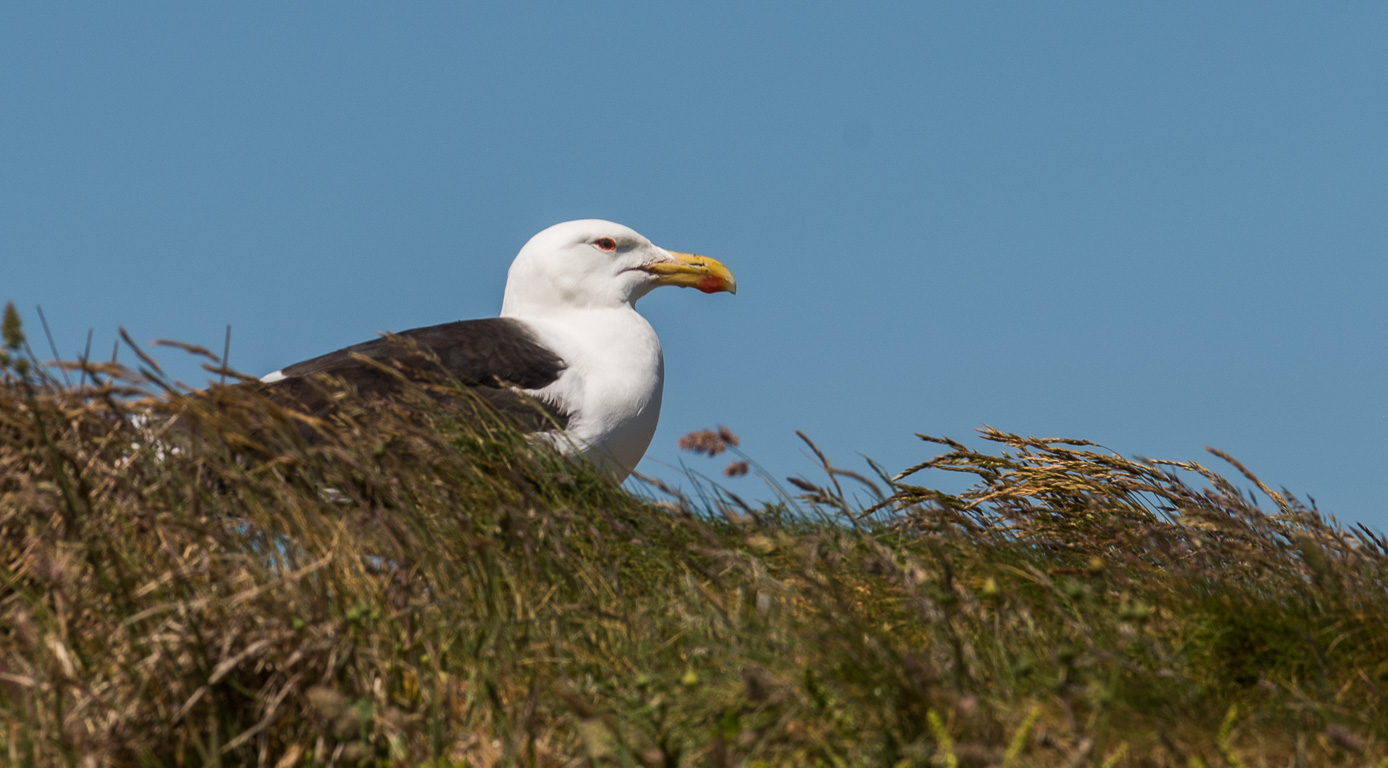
left=264, top=318, right=569, bottom=432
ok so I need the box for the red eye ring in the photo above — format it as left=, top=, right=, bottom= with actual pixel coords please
left=594, top=237, right=617, bottom=251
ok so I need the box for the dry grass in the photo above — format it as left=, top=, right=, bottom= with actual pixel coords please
left=2, top=302, right=1387, bottom=767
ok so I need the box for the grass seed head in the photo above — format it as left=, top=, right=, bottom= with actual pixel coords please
left=2, top=301, right=24, bottom=350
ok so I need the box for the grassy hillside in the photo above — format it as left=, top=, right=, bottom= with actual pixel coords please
left=2, top=304, right=1386, bottom=767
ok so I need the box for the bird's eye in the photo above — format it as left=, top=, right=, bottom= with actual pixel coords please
left=594, top=237, right=617, bottom=252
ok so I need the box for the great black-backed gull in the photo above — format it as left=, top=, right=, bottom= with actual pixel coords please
left=258, top=220, right=736, bottom=480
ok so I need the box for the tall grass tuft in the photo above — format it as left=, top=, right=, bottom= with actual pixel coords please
left=1, top=303, right=1385, bottom=766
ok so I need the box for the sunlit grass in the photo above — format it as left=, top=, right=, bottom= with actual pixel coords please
left=2, top=302, right=1385, bottom=766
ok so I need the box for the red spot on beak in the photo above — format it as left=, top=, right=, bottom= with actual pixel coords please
left=698, top=275, right=725, bottom=294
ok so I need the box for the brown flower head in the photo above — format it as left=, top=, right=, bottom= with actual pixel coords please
left=677, top=425, right=741, bottom=457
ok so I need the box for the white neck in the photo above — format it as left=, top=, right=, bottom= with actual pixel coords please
left=511, top=306, right=665, bottom=480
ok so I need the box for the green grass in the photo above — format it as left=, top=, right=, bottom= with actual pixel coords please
left=2, top=302, right=1387, bottom=767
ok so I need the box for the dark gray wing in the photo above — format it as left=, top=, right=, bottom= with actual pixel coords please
left=264, top=317, right=569, bottom=432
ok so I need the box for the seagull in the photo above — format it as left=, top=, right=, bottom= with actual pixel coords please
left=258, top=220, right=736, bottom=480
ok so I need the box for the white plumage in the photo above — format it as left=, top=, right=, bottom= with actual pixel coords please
left=262, top=220, right=736, bottom=481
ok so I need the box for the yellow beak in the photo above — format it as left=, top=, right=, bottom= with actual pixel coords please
left=642, top=250, right=737, bottom=295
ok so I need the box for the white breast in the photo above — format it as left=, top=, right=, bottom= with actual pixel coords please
left=520, top=308, right=665, bottom=480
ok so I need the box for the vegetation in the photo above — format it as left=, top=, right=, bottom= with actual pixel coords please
left=2, top=301, right=1386, bottom=767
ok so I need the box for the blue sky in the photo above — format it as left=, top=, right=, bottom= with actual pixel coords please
left=4, top=4, right=1386, bottom=527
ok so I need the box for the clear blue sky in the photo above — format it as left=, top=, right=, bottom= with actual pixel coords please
left=4, top=4, right=1386, bottom=528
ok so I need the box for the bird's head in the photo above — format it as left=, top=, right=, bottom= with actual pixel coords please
left=501, top=220, right=736, bottom=316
